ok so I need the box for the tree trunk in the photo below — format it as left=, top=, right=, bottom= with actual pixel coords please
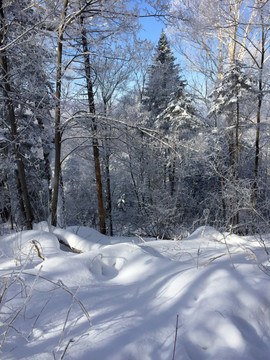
left=102, top=105, right=113, bottom=235
left=252, top=1, right=265, bottom=231
left=0, top=2, right=34, bottom=229
left=80, top=16, right=106, bottom=234
left=235, top=98, right=240, bottom=227
left=127, top=150, right=143, bottom=214
left=105, top=146, right=113, bottom=236
left=169, top=156, right=176, bottom=197
left=220, top=174, right=227, bottom=229
left=51, top=0, right=69, bottom=227
left=0, top=57, right=34, bottom=229
left=102, top=102, right=113, bottom=235
left=36, top=114, right=53, bottom=216
left=253, top=96, right=262, bottom=209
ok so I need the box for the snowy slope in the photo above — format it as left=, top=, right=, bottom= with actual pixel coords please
left=0, top=224, right=270, bottom=360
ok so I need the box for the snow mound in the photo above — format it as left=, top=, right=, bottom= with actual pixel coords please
left=0, top=230, right=60, bottom=261
left=187, top=226, right=224, bottom=242
left=67, top=225, right=108, bottom=244
left=52, top=227, right=96, bottom=251
left=52, top=226, right=124, bottom=252
left=89, top=253, right=125, bottom=279
left=0, top=226, right=270, bottom=360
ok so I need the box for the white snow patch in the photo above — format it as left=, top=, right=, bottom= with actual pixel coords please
left=0, top=225, right=270, bottom=359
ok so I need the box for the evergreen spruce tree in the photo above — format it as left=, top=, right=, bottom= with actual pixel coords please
left=209, top=61, right=258, bottom=232
left=143, top=31, right=185, bottom=121
left=209, top=60, right=257, bottom=176
left=209, top=61, right=256, bottom=120
left=156, top=88, right=205, bottom=140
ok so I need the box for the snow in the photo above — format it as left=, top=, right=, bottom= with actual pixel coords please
left=1, top=224, right=270, bottom=359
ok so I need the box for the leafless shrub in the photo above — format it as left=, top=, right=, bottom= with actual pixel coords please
left=0, top=243, right=91, bottom=358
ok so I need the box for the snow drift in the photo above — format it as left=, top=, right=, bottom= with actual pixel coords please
left=0, top=224, right=270, bottom=359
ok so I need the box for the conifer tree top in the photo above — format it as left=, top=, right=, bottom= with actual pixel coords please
left=156, top=31, right=176, bottom=65
left=209, top=61, right=257, bottom=117
left=143, top=30, right=183, bottom=118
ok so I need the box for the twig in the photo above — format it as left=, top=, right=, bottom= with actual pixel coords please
left=27, top=295, right=53, bottom=340
left=172, top=314, right=179, bottom=360
left=15, top=240, right=45, bottom=266
left=223, top=234, right=235, bottom=269
left=31, top=240, right=45, bottom=261
left=0, top=278, right=8, bottom=304
left=23, top=272, right=91, bottom=325
left=203, top=251, right=242, bottom=267
left=0, top=266, right=42, bottom=349
left=57, top=287, right=80, bottom=350
left=196, top=212, right=210, bottom=268
left=257, top=234, right=269, bottom=256
left=135, top=234, right=145, bottom=243
left=60, top=338, right=74, bottom=360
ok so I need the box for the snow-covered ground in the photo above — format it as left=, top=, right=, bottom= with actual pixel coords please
left=0, top=223, right=270, bottom=360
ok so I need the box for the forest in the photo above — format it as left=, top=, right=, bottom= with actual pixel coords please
left=1, top=0, right=270, bottom=237
left=1, top=1, right=270, bottom=359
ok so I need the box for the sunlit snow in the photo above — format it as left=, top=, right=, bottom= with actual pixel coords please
left=0, top=224, right=270, bottom=359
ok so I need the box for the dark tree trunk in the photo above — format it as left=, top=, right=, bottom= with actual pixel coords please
left=102, top=102, right=113, bottom=235
left=252, top=5, right=265, bottom=233
left=0, top=2, right=34, bottom=229
left=36, top=115, right=53, bottom=210
left=105, top=149, right=113, bottom=235
left=51, top=0, right=69, bottom=227
left=234, top=99, right=240, bottom=227
left=0, top=57, right=34, bottom=229
left=169, top=157, right=176, bottom=197
left=80, top=16, right=106, bottom=234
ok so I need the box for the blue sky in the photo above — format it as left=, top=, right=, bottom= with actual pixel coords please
left=139, top=15, right=164, bottom=43
left=129, top=0, right=164, bottom=44
left=138, top=11, right=183, bottom=66
left=136, top=7, right=198, bottom=91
